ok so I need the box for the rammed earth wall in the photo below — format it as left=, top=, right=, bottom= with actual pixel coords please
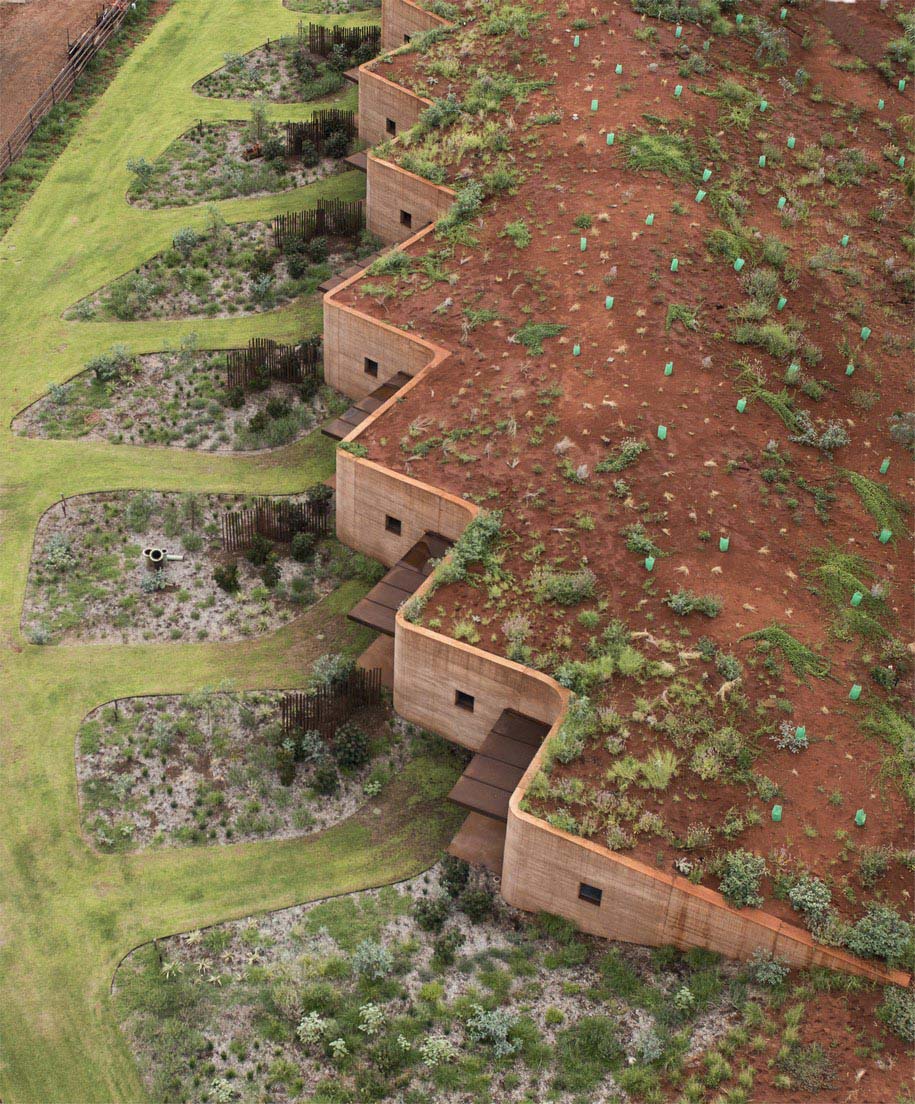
left=381, top=0, right=449, bottom=52
left=322, top=0, right=912, bottom=989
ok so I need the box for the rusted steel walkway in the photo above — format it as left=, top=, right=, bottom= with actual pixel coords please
left=322, top=370, right=412, bottom=441
left=347, top=531, right=451, bottom=636
left=448, top=709, right=549, bottom=822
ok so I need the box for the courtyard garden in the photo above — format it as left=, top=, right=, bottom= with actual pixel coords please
left=64, top=213, right=377, bottom=322
left=114, top=858, right=912, bottom=1104
left=77, top=666, right=412, bottom=852
left=21, top=487, right=384, bottom=645
left=125, top=114, right=356, bottom=210
left=194, top=30, right=377, bottom=103
left=14, top=338, right=346, bottom=452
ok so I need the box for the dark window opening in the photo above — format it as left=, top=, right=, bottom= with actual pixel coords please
left=385, top=515, right=402, bottom=536
left=364, top=357, right=378, bottom=377
left=385, top=117, right=397, bottom=136
left=454, top=690, right=475, bottom=712
left=404, top=33, right=411, bottom=43
left=578, top=883, right=602, bottom=906
left=400, top=210, right=413, bottom=229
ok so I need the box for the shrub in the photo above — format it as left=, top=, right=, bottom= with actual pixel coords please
left=413, top=894, right=450, bottom=933
left=306, top=482, right=334, bottom=508
left=214, top=562, right=239, bottom=593
left=419, top=1034, right=457, bottom=1067
left=787, top=875, right=832, bottom=923
left=439, top=855, right=470, bottom=898
left=309, top=653, right=355, bottom=691
left=298, top=139, right=320, bottom=167
left=333, top=722, right=370, bottom=770
left=845, top=904, right=912, bottom=965
left=719, top=850, right=766, bottom=908
left=261, top=557, right=281, bottom=589
left=140, top=569, right=168, bottom=594
left=172, top=226, right=198, bottom=258
left=431, top=927, right=466, bottom=968
left=664, top=589, right=722, bottom=618
left=308, top=756, right=337, bottom=794
left=888, top=412, right=915, bottom=453
left=245, top=533, right=273, bottom=566
left=748, top=950, right=789, bottom=987
left=501, top=219, right=532, bottom=248
left=323, top=130, right=350, bottom=159
left=291, top=531, right=316, bottom=562
left=465, top=1005, right=520, bottom=1058
left=877, top=986, right=915, bottom=1043
left=87, top=344, right=133, bottom=383
left=772, top=720, right=808, bottom=754
left=44, top=533, right=76, bottom=573
left=352, top=939, right=393, bottom=981
left=532, top=565, right=596, bottom=606
left=459, top=887, right=494, bottom=922
left=262, top=133, right=285, bottom=161
left=297, top=1010, right=328, bottom=1046
left=299, top=730, right=326, bottom=764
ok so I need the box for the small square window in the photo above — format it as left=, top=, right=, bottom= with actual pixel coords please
left=385, top=117, right=397, bottom=136
left=385, top=515, right=402, bottom=536
left=364, top=357, right=378, bottom=378
left=578, top=883, right=602, bottom=906
left=454, top=690, right=475, bottom=712
left=400, top=210, right=413, bottom=229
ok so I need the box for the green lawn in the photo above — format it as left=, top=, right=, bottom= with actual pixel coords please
left=0, top=3, right=461, bottom=1101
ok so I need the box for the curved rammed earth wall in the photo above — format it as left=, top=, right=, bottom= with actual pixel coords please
left=381, top=0, right=449, bottom=52
left=357, top=62, right=430, bottom=147
left=322, top=1, right=911, bottom=989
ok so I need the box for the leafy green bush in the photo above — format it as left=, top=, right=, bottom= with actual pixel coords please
left=312, top=759, right=339, bottom=796
left=291, top=531, right=316, bottom=562
left=413, top=894, right=450, bottom=933
left=213, top=562, right=239, bottom=593
left=845, top=905, right=912, bottom=966
left=748, top=950, right=789, bottom=987
left=439, top=855, right=470, bottom=898
left=664, top=589, right=722, bottom=618
left=351, top=939, right=393, bottom=981
left=332, top=722, right=369, bottom=770
left=532, top=566, right=596, bottom=606
left=245, top=533, right=273, bottom=566
left=787, top=875, right=832, bottom=923
left=458, top=887, right=493, bottom=922
left=465, top=1005, right=520, bottom=1058
left=877, top=986, right=915, bottom=1043
left=719, top=850, right=766, bottom=908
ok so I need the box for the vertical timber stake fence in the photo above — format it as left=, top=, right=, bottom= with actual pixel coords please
left=1, top=2, right=131, bottom=178
left=285, top=110, right=357, bottom=157
left=225, top=337, right=322, bottom=391
left=272, top=197, right=365, bottom=252
left=280, top=668, right=384, bottom=740
left=298, top=21, right=380, bottom=58
left=221, top=498, right=331, bottom=552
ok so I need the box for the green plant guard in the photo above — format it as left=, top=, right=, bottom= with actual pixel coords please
left=854, top=809, right=866, bottom=827
left=776, top=296, right=787, bottom=310
left=840, top=234, right=849, bottom=247
left=573, top=34, right=580, bottom=47
left=580, top=236, right=587, bottom=252
left=780, top=7, right=787, bottom=18
left=606, top=132, right=615, bottom=146
left=860, top=326, right=871, bottom=341
left=675, top=24, right=682, bottom=38
left=795, top=726, right=806, bottom=741
left=899, top=156, right=906, bottom=169
left=786, top=363, right=800, bottom=382
left=695, top=189, right=706, bottom=203
left=615, top=63, right=622, bottom=75
left=573, top=344, right=580, bottom=356
left=849, top=684, right=862, bottom=701
left=736, top=12, right=743, bottom=24
left=787, top=135, right=795, bottom=149
left=702, top=168, right=712, bottom=182
left=645, top=213, right=654, bottom=226
left=605, top=295, right=614, bottom=309
left=590, top=98, right=598, bottom=111
left=664, top=361, right=673, bottom=376
left=878, top=99, right=885, bottom=111
left=644, top=556, right=655, bottom=572
left=878, top=529, right=892, bottom=544
left=777, top=195, right=786, bottom=210
left=759, top=100, right=768, bottom=112
left=670, top=257, right=678, bottom=272
left=758, top=155, right=766, bottom=168
left=674, top=85, right=683, bottom=98
left=733, top=257, right=745, bottom=272
left=736, top=398, right=747, bottom=413
left=772, top=805, right=782, bottom=823
left=850, top=591, right=863, bottom=607
left=719, top=536, right=729, bottom=552
left=879, top=458, right=890, bottom=475
left=900, top=79, right=907, bottom=93
left=657, top=425, right=667, bottom=441
left=845, top=363, right=855, bottom=376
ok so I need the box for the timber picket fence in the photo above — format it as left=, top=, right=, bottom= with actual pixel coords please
left=280, top=668, right=383, bottom=740
left=272, top=197, right=365, bottom=251
left=298, top=21, right=380, bottom=58
left=284, top=110, right=357, bottom=157
left=225, top=337, right=322, bottom=391
left=221, top=497, right=330, bottom=552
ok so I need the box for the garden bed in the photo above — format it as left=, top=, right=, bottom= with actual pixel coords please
left=114, top=858, right=912, bottom=1104
left=14, top=341, right=344, bottom=452
left=126, top=119, right=353, bottom=210
left=22, top=488, right=368, bottom=645
left=65, top=217, right=375, bottom=321
left=194, top=35, right=373, bottom=103
left=77, top=682, right=407, bottom=852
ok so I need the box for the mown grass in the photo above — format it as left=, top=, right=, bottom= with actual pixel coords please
left=0, top=2, right=464, bottom=1102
